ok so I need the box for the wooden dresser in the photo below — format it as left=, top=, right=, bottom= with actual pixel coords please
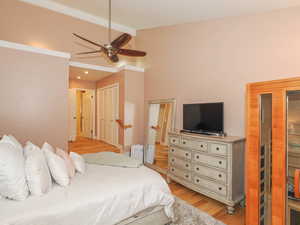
left=167, top=131, right=245, bottom=214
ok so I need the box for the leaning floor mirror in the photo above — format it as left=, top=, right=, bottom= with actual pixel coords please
left=144, top=99, right=176, bottom=174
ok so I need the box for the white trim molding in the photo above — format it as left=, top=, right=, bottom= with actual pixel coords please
left=69, top=61, right=118, bottom=73
left=0, top=40, right=70, bottom=58
left=121, top=65, right=145, bottom=73
left=18, top=0, right=136, bottom=36
left=69, top=61, right=145, bottom=73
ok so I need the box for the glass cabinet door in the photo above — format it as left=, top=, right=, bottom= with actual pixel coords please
left=287, top=91, right=300, bottom=225
left=260, top=94, right=273, bottom=225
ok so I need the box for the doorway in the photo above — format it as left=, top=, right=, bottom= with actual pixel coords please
left=68, top=88, right=95, bottom=141
left=97, top=83, right=119, bottom=147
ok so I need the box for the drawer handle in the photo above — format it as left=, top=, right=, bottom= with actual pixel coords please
left=171, top=149, right=175, bottom=152
left=183, top=141, right=186, bottom=144
left=218, top=174, right=222, bottom=178
left=196, top=155, right=200, bottom=159
left=172, top=159, right=175, bottom=162
left=216, top=147, right=220, bottom=151
left=200, top=144, right=203, bottom=148
left=171, top=168, right=175, bottom=172
left=185, top=164, right=189, bottom=167
left=172, top=139, right=176, bottom=143
left=196, top=167, right=200, bottom=171
left=185, top=153, right=189, bottom=156
left=219, top=161, right=222, bottom=165
left=218, top=187, right=222, bottom=191
left=185, top=175, right=189, bottom=178
left=196, top=179, right=200, bottom=182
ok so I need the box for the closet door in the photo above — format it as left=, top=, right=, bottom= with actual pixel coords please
left=98, top=89, right=105, bottom=140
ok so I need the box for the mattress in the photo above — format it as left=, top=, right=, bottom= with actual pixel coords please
left=0, top=164, right=174, bottom=225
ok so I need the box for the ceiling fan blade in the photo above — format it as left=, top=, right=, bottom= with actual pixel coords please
left=111, top=33, right=132, bottom=48
left=76, top=50, right=102, bottom=55
left=108, top=54, right=119, bottom=63
left=118, top=49, right=147, bottom=57
left=73, top=33, right=105, bottom=49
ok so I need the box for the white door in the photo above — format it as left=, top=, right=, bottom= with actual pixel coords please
left=82, top=90, right=94, bottom=138
left=68, top=89, right=77, bottom=141
left=98, top=84, right=119, bottom=146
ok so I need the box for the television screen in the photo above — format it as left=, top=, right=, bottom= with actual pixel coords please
left=183, top=103, right=224, bottom=134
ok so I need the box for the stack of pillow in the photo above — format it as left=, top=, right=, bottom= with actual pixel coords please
left=0, top=135, right=86, bottom=201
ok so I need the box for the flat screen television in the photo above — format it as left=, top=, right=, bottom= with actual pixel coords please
left=182, top=102, right=224, bottom=135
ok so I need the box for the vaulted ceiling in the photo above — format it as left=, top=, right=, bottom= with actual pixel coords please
left=51, top=0, right=300, bottom=30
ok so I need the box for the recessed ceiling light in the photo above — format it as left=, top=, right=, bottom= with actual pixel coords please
left=84, top=71, right=89, bottom=74
left=77, top=76, right=81, bottom=79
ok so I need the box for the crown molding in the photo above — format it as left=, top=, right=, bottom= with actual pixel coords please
left=18, top=0, right=136, bottom=36
left=0, top=40, right=70, bottom=58
left=69, top=61, right=144, bottom=73
left=69, top=61, right=118, bottom=73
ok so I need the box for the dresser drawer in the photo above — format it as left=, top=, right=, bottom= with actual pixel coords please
left=210, top=143, right=228, bottom=156
left=169, top=167, right=192, bottom=181
left=193, top=165, right=227, bottom=183
left=169, top=147, right=192, bottom=160
left=194, top=153, right=227, bottom=170
left=181, top=139, right=208, bottom=152
left=169, top=156, right=191, bottom=170
left=169, top=136, right=180, bottom=145
left=193, top=176, right=227, bottom=196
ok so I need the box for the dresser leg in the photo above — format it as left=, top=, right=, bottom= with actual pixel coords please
left=227, top=205, right=235, bottom=214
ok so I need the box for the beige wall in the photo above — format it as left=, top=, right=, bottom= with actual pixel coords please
left=124, top=70, right=145, bottom=152
left=97, top=71, right=125, bottom=146
left=136, top=7, right=300, bottom=137
left=69, top=79, right=96, bottom=89
left=1, top=0, right=136, bottom=67
left=0, top=47, right=69, bottom=149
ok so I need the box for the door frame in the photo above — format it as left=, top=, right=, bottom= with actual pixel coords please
left=97, top=83, right=120, bottom=147
left=70, top=88, right=96, bottom=139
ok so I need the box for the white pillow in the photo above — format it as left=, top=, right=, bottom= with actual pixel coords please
left=42, top=142, right=55, bottom=153
left=0, top=142, right=29, bottom=200
left=43, top=148, right=69, bottom=186
left=1, top=135, right=23, bottom=151
left=70, top=152, right=86, bottom=174
left=24, top=142, right=52, bottom=196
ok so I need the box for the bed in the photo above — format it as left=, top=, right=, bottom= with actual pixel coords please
left=0, top=164, right=174, bottom=225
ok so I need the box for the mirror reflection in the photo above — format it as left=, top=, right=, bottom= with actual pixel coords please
left=145, top=100, right=175, bottom=172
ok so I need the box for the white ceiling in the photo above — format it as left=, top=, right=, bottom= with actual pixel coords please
left=69, top=66, right=112, bottom=81
left=50, top=0, right=300, bottom=29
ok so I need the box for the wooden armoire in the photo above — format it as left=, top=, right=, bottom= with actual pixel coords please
left=246, top=77, right=300, bottom=225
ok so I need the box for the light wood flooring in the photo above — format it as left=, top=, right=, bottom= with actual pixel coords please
left=153, top=143, right=169, bottom=170
left=69, top=137, right=245, bottom=225
left=69, top=136, right=120, bottom=154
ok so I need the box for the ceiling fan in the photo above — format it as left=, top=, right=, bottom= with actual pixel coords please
left=73, top=0, right=146, bottom=63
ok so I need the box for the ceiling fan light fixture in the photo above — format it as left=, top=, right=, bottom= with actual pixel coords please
left=73, top=0, right=146, bottom=63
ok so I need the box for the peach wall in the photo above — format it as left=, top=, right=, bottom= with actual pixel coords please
left=69, top=79, right=96, bottom=89
left=1, top=0, right=136, bottom=67
left=137, top=7, right=300, bottom=137
left=97, top=72, right=125, bottom=146
left=124, top=70, right=144, bottom=152
left=0, top=47, right=69, bottom=149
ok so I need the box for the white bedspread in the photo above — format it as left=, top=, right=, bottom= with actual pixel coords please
left=0, top=164, right=174, bottom=225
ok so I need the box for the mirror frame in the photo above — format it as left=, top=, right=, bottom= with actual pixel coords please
left=144, top=98, right=177, bottom=174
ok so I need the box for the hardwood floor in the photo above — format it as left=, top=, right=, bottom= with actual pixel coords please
left=153, top=143, right=169, bottom=170
left=69, top=137, right=245, bottom=225
left=69, top=136, right=120, bottom=154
